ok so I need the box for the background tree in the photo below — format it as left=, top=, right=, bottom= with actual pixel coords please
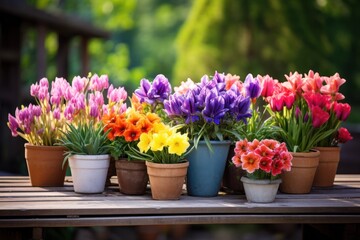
left=174, top=0, right=360, bottom=122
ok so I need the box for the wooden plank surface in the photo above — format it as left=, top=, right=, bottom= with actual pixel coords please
left=0, top=175, right=359, bottom=226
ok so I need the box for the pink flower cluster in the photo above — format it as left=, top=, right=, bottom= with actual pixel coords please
left=7, top=74, right=127, bottom=146
left=262, top=71, right=351, bottom=128
left=232, top=139, right=293, bottom=177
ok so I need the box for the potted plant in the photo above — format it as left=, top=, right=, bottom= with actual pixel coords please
left=7, top=74, right=127, bottom=187
left=232, top=139, right=293, bottom=203
left=263, top=70, right=348, bottom=193
left=302, top=71, right=352, bottom=187
left=164, top=71, right=252, bottom=197
left=126, top=121, right=191, bottom=200
left=7, top=77, right=70, bottom=186
left=222, top=73, right=282, bottom=193
left=58, top=121, right=112, bottom=193
left=101, top=104, right=163, bottom=195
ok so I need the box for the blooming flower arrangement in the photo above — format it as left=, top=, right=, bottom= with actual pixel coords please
left=224, top=73, right=282, bottom=141
left=7, top=74, right=127, bottom=146
left=164, top=71, right=252, bottom=150
left=264, top=70, right=352, bottom=152
left=232, top=139, right=293, bottom=180
left=101, top=105, right=162, bottom=159
left=126, top=121, right=191, bottom=164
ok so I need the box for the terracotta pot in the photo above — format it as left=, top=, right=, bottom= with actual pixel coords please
left=115, top=159, right=148, bottom=195
left=279, top=150, right=320, bottom=194
left=24, top=143, right=68, bottom=187
left=312, top=147, right=341, bottom=187
left=222, top=145, right=245, bottom=193
left=146, top=161, right=189, bottom=200
left=241, top=176, right=281, bottom=203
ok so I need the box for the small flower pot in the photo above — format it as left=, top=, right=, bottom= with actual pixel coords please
left=115, top=158, right=148, bottom=195
left=313, top=147, right=341, bottom=187
left=241, top=176, right=281, bottom=203
left=279, top=150, right=320, bottom=194
left=69, top=154, right=110, bottom=194
left=24, top=144, right=67, bottom=187
left=146, top=161, right=189, bottom=200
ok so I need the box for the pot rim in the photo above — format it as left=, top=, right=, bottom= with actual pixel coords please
left=146, top=160, right=189, bottom=168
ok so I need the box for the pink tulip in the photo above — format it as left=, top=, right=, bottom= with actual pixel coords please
left=333, top=102, right=351, bottom=121
left=337, top=127, right=352, bottom=143
left=259, top=74, right=277, bottom=98
left=311, top=106, right=330, bottom=128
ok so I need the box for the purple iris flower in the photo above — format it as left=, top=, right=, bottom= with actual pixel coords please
left=212, top=71, right=226, bottom=91
left=202, top=90, right=228, bottom=125
left=147, top=74, right=172, bottom=103
left=182, top=91, right=200, bottom=124
left=135, top=79, right=151, bottom=103
left=164, top=94, right=185, bottom=117
left=232, top=95, right=252, bottom=122
left=244, top=73, right=262, bottom=99
left=135, top=75, right=171, bottom=104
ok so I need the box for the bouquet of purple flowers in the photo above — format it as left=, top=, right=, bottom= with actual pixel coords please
left=164, top=71, right=252, bottom=150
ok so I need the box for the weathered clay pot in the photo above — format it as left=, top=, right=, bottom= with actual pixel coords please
left=313, top=147, right=341, bottom=187
left=25, top=143, right=67, bottom=187
left=279, top=150, right=320, bottom=194
left=146, top=161, right=189, bottom=200
left=115, top=159, right=148, bottom=195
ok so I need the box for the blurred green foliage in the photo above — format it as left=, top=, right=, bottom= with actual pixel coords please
left=175, top=0, right=360, bottom=123
left=24, top=0, right=360, bottom=122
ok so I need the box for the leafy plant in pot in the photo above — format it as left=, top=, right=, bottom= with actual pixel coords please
left=126, top=121, right=191, bottom=200
left=263, top=70, right=348, bottom=193
left=232, top=139, right=293, bottom=203
left=58, top=121, right=112, bottom=194
left=223, top=73, right=283, bottom=193
left=101, top=104, right=164, bottom=195
left=163, top=71, right=252, bottom=197
left=7, top=74, right=127, bottom=187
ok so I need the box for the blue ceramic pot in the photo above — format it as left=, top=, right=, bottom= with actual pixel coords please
left=186, top=141, right=231, bottom=197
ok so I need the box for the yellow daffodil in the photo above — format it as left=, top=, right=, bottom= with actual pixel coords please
left=150, top=132, right=168, bottom=151
left=137, top=133, right=152, bottom=153
left=167, top=133, right=190, bottom=156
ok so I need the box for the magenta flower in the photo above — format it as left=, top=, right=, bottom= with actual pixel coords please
left=333, top=102, right=351, bottom=121
left=311, top=106, right=330, bottom=128
left=7, top=114, right=19, bottom=137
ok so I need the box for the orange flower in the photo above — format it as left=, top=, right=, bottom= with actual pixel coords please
left=102, top=112, right=117, bottom=140
left=136, top=117, right=153, bottom=134
left=261, top=139, right=278, bottom=150
left=131, top=94, right=143, bottom=111
left=123, top=124, right=141, bottom=142
left=231, top=155, right=242, bottom=168
left=146, top=112, right=161, bottom=124
left=113, top=116, right=127, bottom=137
left=127, top=111, right=142, bottom=126
left=234, top=139, right=248, bottom=155
left=241, top=152, right=260, bottom=173
left=248, top=139, right=260, bottom=151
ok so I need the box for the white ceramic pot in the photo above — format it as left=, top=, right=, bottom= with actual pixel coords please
left=69, top=154, right=110, bottom=193
left=241, top=176, right=281, bottom=203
